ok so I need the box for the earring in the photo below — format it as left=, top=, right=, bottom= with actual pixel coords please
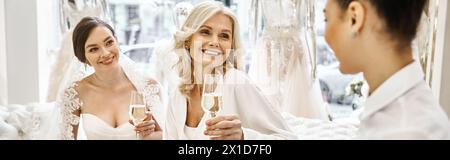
left=185, top=40, right=191, bottom=50
left=351, top=31, right=358, bottom=38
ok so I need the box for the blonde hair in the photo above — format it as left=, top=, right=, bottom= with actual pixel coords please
left=173, top=1, right=244, bottom=96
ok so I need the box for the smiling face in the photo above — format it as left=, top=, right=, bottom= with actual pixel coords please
left=84, top=26, right=120, bottom=71
left=186, top=13, right=233, bottom=72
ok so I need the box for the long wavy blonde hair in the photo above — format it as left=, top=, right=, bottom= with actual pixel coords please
left=172, top=1, right=244, bottom=97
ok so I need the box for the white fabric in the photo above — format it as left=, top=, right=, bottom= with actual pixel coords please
left=0, top=102, right=359, bottom=140
left=0, top=102, right=59, bottom=140
left=183, top=114, right=209, bottom=140
left=357, top=61, right=450, bottom=139
left=164, top=69, right=297, bottom=140
left=55, top=54, right=165, bottom=140
left=0, top=101, right=359, bottom=140
left=282, top=112, right=358, bottom=140
left=0, top=104, right=29, bottom=139
left=79, top=114, right=136, bottom=140
left=248, top=0, right=328, bottom=120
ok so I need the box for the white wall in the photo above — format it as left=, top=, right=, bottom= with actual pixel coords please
left=4, top=0, right=40, bottom=104
left=0, top=0, right=7, bottom=105
left=439, top=1, right=450, bottom=117
left=432, top=0, right=450, bottom=117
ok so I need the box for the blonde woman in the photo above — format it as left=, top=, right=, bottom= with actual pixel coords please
left=164, top=1, right=296, bottom=140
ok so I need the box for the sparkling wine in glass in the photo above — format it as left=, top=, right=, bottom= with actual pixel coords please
left=129, top=91, right=146, bottom=139
left=201, top=74, right=223, bottom=118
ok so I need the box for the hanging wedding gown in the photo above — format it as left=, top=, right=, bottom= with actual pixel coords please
left=47, top=0, right=111, bottom=102
left=248, top=0, right=329, bottom=120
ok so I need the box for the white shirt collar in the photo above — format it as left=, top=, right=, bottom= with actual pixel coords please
left=360, top=61, right=424, bottom=120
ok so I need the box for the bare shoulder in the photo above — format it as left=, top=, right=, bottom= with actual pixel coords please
left=71, top=75, right=95, bottom=98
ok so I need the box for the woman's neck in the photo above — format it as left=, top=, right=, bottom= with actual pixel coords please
left=190, top=84, right=202, bottom=97
left=363, top=46, right=414, bottom=96
left=92, top=66, right=128, bottom=87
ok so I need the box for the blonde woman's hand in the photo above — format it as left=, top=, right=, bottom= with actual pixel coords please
left=204, top=115, right=244, bottom=140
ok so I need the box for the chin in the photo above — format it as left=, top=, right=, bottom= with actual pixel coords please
left=99, top=61, right=119, bottom=70
left=339, top=65, right=360, bottom=75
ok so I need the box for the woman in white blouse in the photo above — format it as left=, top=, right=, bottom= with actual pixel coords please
left=323, top=0, right=450, bottom=139
left=164, top=1, right=296, bottom=140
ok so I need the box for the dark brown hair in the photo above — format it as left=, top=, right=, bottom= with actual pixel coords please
left=336, top=0, right=426, bottom=49
left=72, top=17, right=116, bottom=64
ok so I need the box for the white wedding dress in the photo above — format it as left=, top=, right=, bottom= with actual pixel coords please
left=248, top=0, right=329, bottom=120
left=56, top=54, right=164, bottom=140
left=77, top=114, right=136, bottom=140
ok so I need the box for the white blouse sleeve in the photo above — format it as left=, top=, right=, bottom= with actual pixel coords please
left=163, top=100, right=178, bottom=140
left=232, top=76, right=297, bottom=140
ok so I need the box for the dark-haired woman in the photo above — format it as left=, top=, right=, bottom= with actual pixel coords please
left=58, top=17, right=163, bottom=140
left=323, top=0, right=449, bottom=139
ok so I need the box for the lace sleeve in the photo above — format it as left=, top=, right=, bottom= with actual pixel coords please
left=59, top=82, right=83, bottom=140
left=142, top=79, right=165, bottom=128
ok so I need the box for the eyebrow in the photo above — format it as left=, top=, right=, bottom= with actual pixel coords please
left=200, top=25, right=212, bottom=30
left=221, top=29, right=232, bottom=34
left=85, top=36, right=113, bottom=48
left=200, top=25, right=232, bottom=34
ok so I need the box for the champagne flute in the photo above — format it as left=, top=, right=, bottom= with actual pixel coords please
left=129, top=91, right=146, bottom=139
left=201, top=74, right=223, bottom=118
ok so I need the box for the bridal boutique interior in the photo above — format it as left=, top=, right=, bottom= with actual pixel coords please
left=0, top=0, right=450, bottom=139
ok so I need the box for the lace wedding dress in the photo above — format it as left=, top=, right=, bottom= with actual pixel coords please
left=248, top=0, right=329, bottom=120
